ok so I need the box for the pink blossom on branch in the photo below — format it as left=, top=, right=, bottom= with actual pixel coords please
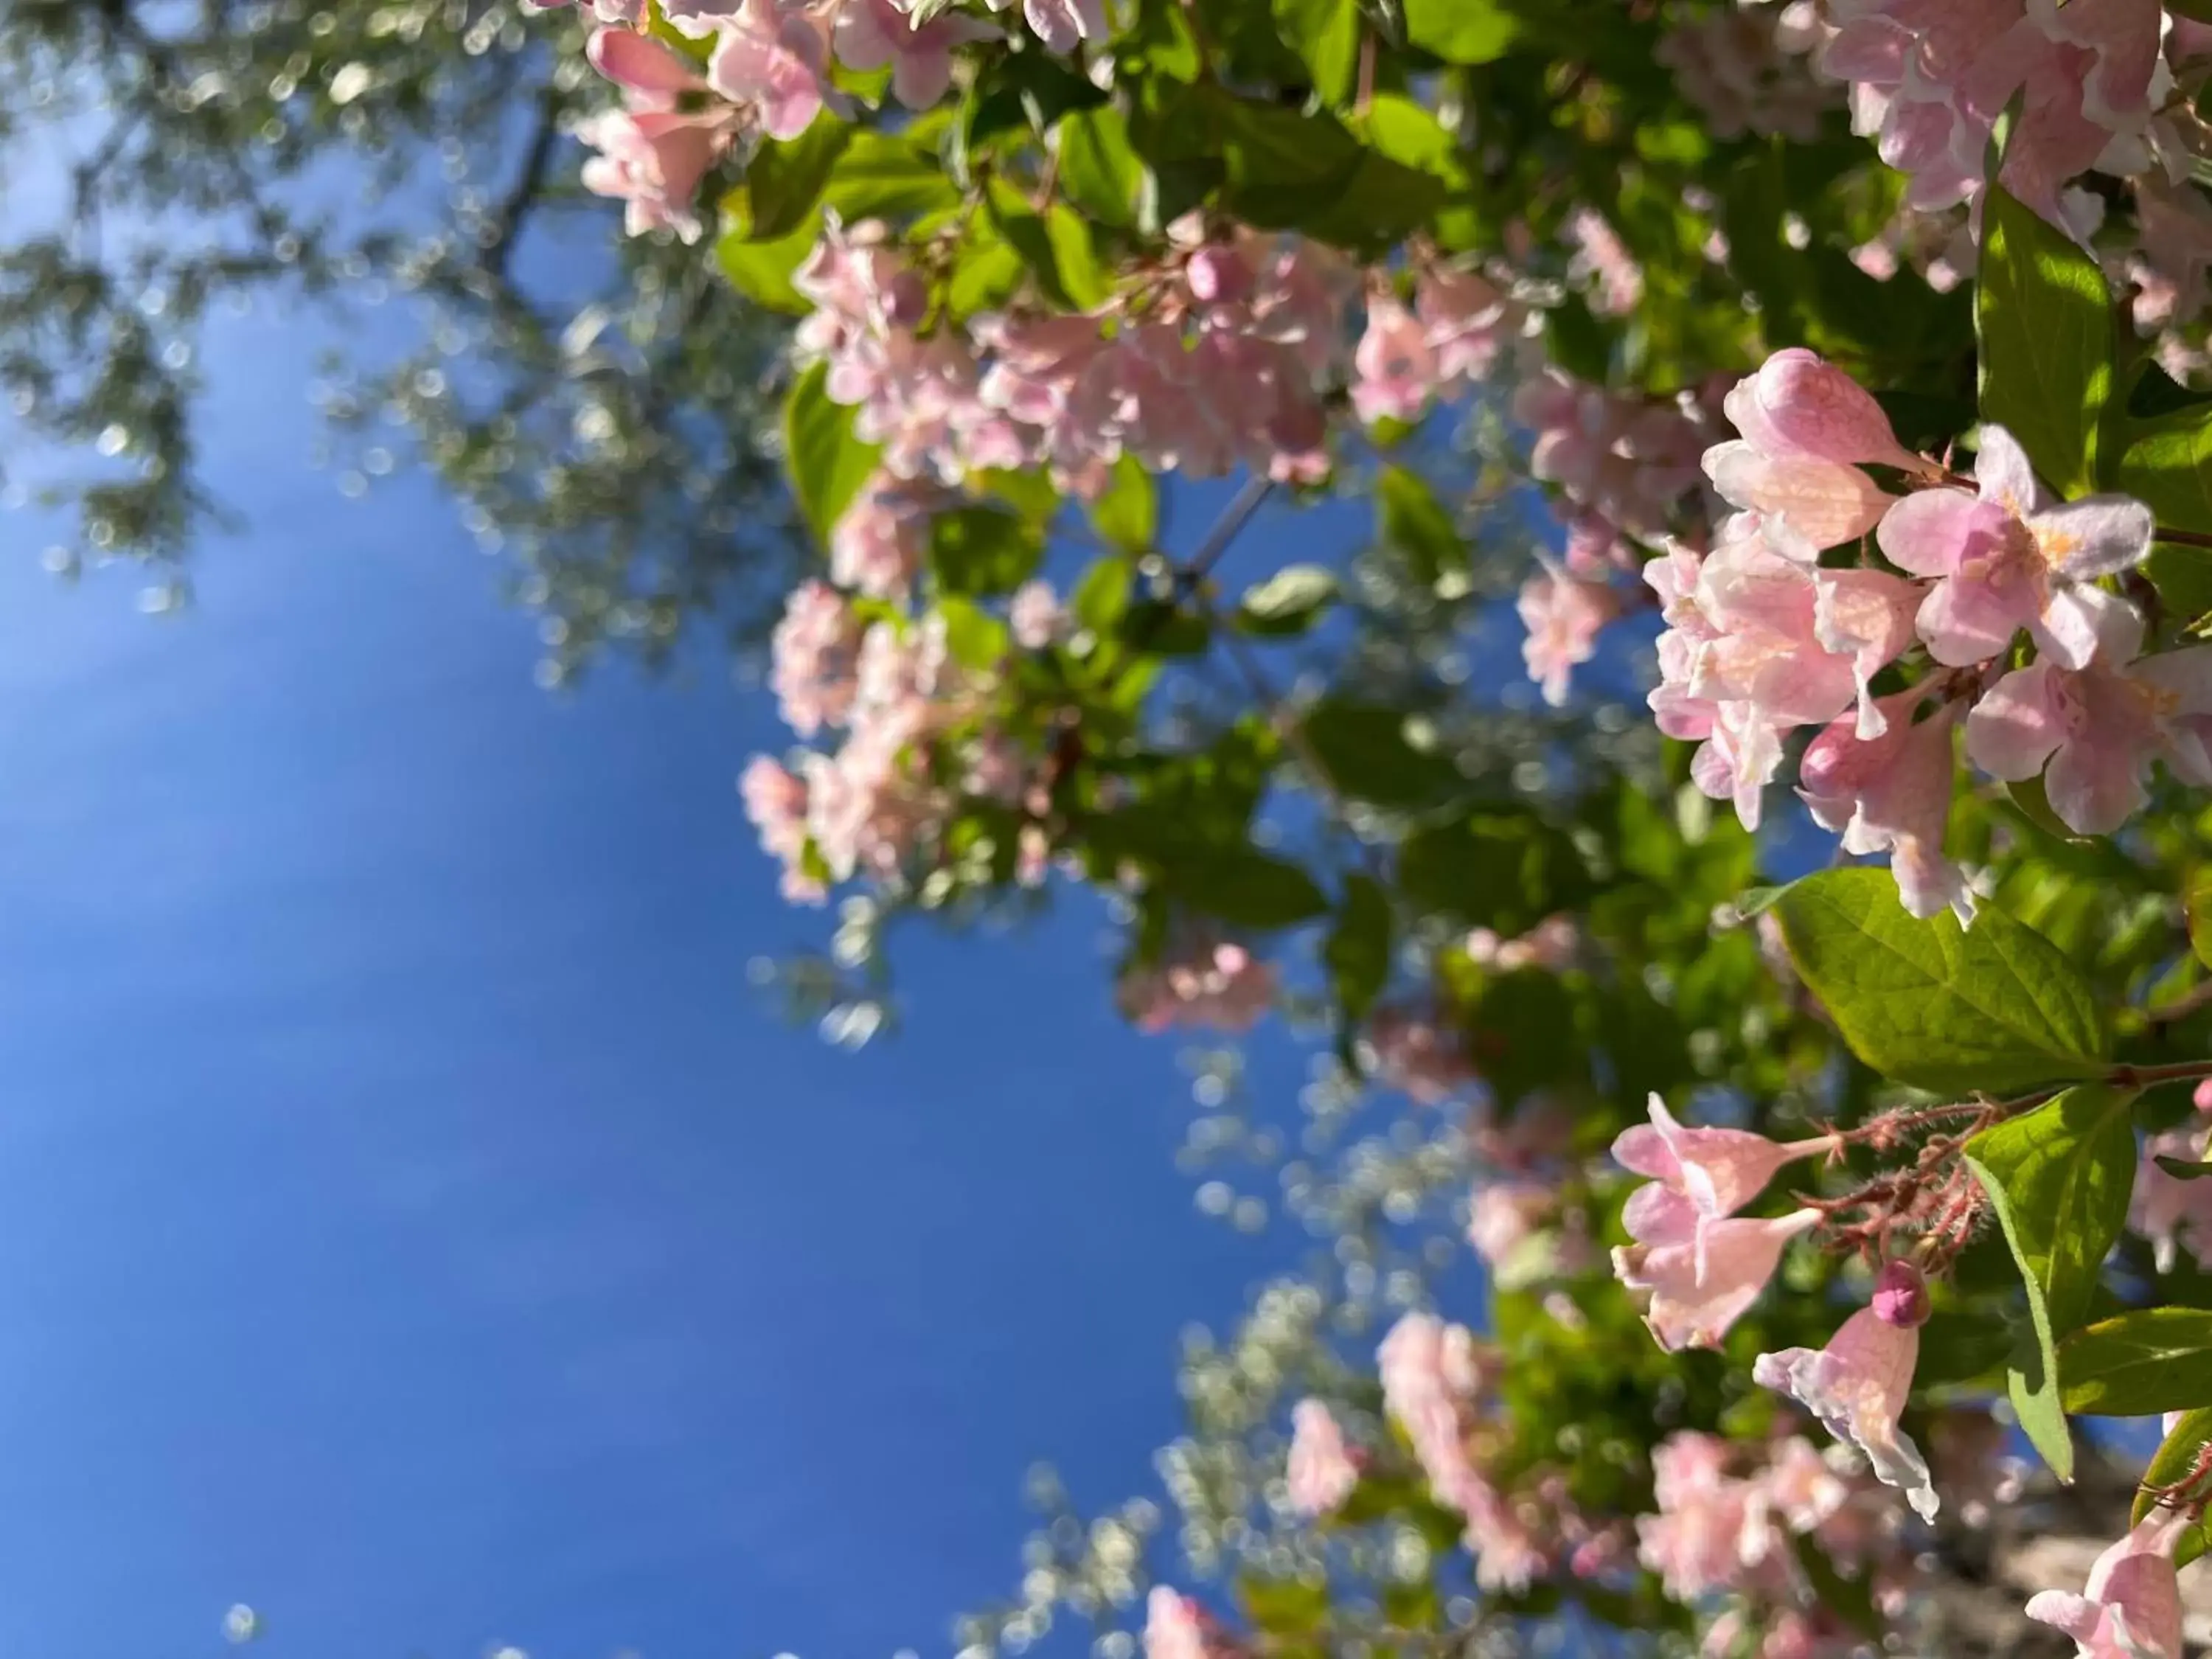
left=1612, top=1092, right=1837, bottom=1229
left=833, top=0, right=998, bottom=109
left=1798, top=690, right=1973, bottom=922
left=1964, top=612, right=2212, bottom=835
left=2025, top=1505, right=2191, bottom=1659
left=1877, top=424, right=2151, bottom=670
left=1517, top=564, right=1618, bottom=706
left=1752, top=1259, right=1939, bottom=1522
left=1613, top=1196, right=1821, bottom=1351
left=1284, top=1398, right=1361, bottom=1517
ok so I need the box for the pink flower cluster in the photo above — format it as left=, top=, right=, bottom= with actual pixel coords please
left=2130, top=1086, right=2212, bottom=1272
left=1610, top=1093, right=1833, bottom=1351
left=1141, top=1587, right=1243, bottom=1659
left=798, top=215, right=1377, bottom=495
left=1464, top=914, right=1582, bottom=975
left=1644, top=347, right=2200, bottom=917
left=1116, top=939, right=1278, bottom=1034
left=1284, top=1398, right=1361, bottom=1518
left=1814, top=0, right=2169, bottom=226
left=1359, top=1007, right=1478, bottom=1105
left=1638, top=1430, right=1910, bottom=1659
left=1656, top=1, right=1837, bottom=143
left=1515, top=369, right=1726, bottom=570
left=1611, top=1098, right=1942, bottom=1523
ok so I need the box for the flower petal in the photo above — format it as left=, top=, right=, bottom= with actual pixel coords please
left=2031, top=494, right=2155, bottom=580
left=1874, top=486, right=1983, bottom=577
left=1966, top=662, right=2067, bottom=779
left=1973, top=423, right=2046, bottom=519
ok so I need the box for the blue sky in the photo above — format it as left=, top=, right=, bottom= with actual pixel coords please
left=0, top=286, right=1336, bottom=1659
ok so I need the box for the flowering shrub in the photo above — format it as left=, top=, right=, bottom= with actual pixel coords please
left=529, top=0, right=2212, bottom=1653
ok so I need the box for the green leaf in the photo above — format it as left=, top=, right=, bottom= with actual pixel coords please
left=2117, top=407, right=2212, bottom=619
left=1324, top=875, right=1392, bottom=1026
left=1091, top=456, right=1157, bottom=552
left=1376, top=467, right=1464, bottom=584
left=1055, top=106, right=1147, bottom=229
left=782, top=361, right=882, bottom=546
left=929, top=507, right=1043, bottom=597
left=742, top=115, right=850, bottom=241
left=716, top=207, right=820, bottom=315
left=1965, top=1148, right=2075, bottom=1480
left=2134, top=1408, right=2212, bottom=1568
left=2157, top=1155, right=2212, bottom=1180
left=1206, top=92, right=1441, bottom=251
left=1119, top=599, right=1211, bottom=656
left=1237, top=565, right=1338, bottom=636
left=1071, top=554, right=1133, bottom=634
left=1402, top=0, right=1518, bottom=63
left=987, top=181, right=1110, bottom=310
left=2058, top=1307, right=2212, bottom=1415
left=1298, top=700, right=1464, bottom=807
left=1964, top=1083, right=2140, bottom=1335
left=1975, top=184, right=2114, bottom=498
left=936, top=595, right=1010, bottom=672
left=1272, top=0, right=1360, bottom=104
left=1174, top=847, right=1329, bottom=929
left=1773, top=869, right=2110, bottom=1094
left=824, top=131, right=963, bottom=221
left=1399, top=810, right=1593, bottom=936
left=1239, top=1573, right=1328, bottom=1638
left=2188, top=870, right=2212, bottom=971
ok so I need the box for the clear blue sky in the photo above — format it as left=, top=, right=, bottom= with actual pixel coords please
left=0, top=288, right=1331, bottom=1658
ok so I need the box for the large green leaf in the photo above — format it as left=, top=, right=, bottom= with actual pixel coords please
left=2135, top=1407, right=2212, bottom=1568
left=1402, top=0, right=1518, bottom=63
left=2116, top=407, right=2212, bottom=619
left=1271, top=0, right=1359, bottom=104
left=716, top=206, right=819, bottom=315
left=782, top=361, right=881, bottom=546
left=740, top=115, right=850, bottom=241
left=2059, top=1307, right=2212, bottom=1416
left=1091, top=456, right=1156, bottom=553
left=824, top=130, right=963, bottom=221
left=1964, top=1146, right=2074, bottom=1480
left=1976, top=184, right=2114, bottom=498
left=1055, top=106, right=1148, bottom=229
left=1964, top=1083, right=2140, bottom=1335
left=1773, top=869, right=2110, bottom=1094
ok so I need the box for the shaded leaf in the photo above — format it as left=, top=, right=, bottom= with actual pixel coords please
left=2134, top=1407, right=2212, bottom=1568
left=2059, top=1307, right=2212, bottom=1415
left=1976, top=184, right=2113, bottom=498
left=1324, top=874, right=1392, bottom=1026
left=782, top=361, right=881, bottom=546
left=1237, top=565, right=1338, bottom=636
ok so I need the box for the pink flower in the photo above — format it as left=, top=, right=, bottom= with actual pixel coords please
left=1285, top=1399, right=1361, bottom=1517
left=2196, top=1077, right=2212, bottom=1114
left=1360, top=1009, right=1477, bottom=1105
left=1965, top=616, right=2212, bottom=835
left=1722, top=347, right=1928, bottom=472
left=1006, top=0, right=1110, bottom=54
left=1144, top=1587, right=1240, bottom=1659
left=770, top=580, right=861, bottom=736
left=575, top=108, right=729, bottom=243
left=1565, top=209, right=1644, bottom=317
left=1877, top=424, right=2151, bottom=669
left=1636, top=1432, right=1768, bottom=1599
left=2129, top=1122, right=2212, bottom=1272
left=2025, top=1506, right=2191, bottom=1658
left=1613, top=1198, right=1821, bottom=1350
left=833, top=0, right=997, bottom=109
left=1761, top=1436, right=1849, bottom=1533
left=1613, top=1092, right=1835, bottom=1238
left=697, top=0, right=844, bottom=140
left=1118, top=940, right=1276, bottom=1033
left=829, top=472, right=933, bottom=599
left=1416, top=265, right=1513, bottom=383
left=1009, top=580, right=1065, bottom=650
left=1378, top=1312, right=1490, bottom=1517
left=1798, top=691, right=1972, bottom=922
left=1751, top=1261, right=1938, bottom=1522
left=1700, top=349, right=1919, bottom=558
left=740, top=755, right=824, bottom=903
left=587, top=25, right=708, bottom=102
left=1350, top=294, right=1440, bottom=425
left=1517, top=566, right=1617, bottom=706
